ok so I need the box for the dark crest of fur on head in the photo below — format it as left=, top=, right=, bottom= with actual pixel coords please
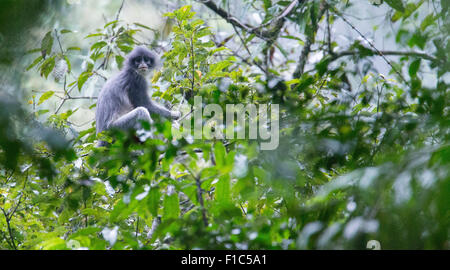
left=124, top=46, right=158, bottom=69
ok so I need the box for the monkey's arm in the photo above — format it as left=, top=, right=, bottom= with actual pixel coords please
left=129, top=89, right=179, bottom=119
left=147, top=100, right=174, bottom=119
left=109, top=107, right=152, bottom=130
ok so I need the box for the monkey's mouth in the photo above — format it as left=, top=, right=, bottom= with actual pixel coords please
left=137, top=68, right=149, bottom=75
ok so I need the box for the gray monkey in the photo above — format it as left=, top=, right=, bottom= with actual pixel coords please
left=96, top=46, right=181, bottom=146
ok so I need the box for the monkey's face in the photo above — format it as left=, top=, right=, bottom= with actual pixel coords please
left=132, top=56, right=155, bottom=76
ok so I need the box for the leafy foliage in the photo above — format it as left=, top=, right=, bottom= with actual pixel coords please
left=0, top=0, right=449, bottom=250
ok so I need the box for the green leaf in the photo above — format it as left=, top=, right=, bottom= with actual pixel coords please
left=41, top=237, right=66, bottom=250
left=85, top=33, right=106, bottom=39
left=60, top=29, right=72, bottom=34
left=191, top=19, right=205, bottom=28
left=385, top=0, right=405, bottom=12
left=69, top=227, right=102, bottom=238
left=90, top=41, right=107, bottom=52
left=195, top=29, right=212, bottom=39
left=104, top=20, right=119, bottom=28
left=134, top=23, right=154, bottom=31
left=40, top=56, right=56, bottom=78
left=355, top=43, right=375, bottom=57
left=117, top=44, right=133, bottom=53
left=214, top=142, right=226, bottom=168
left=115, top=55, right=125, bottom=68
left=77, top=72, right=92, bottom=91
left=67, top=47, right=81, bottom=51
left=215, top=175, right=231, bottom=204
left=81, top=208, right=98, bottom=216
left=110, top=200, right=133, bottom=223
left=64, top=56, right=72, bottom=73
left=26, top=56, right=43, bottom=71
left=210, top=60, right=232, bottom=73
left=147, top=187, right=161, bottom=217
left=41, top=31, right=53, bottom=58
left=175, top=5, right=194, bottom=21
left=26, top=48, right=42, bottom=54
left=409, top=59, right=421, bottom=78
left=38, top=91, right=55, bottom=105
left=209, top=47, right=229, bottom=56
left=408, top=32, right=427, bottom=49
left=36, top=109, right=50, bottom=116
left=163, top=193, right=179, bottom=220
left=280, top=35, right=305, bottom=45
left=420, top=14, right=436, bottom=31
left=76, top=127, right=95, bottom=141
left=315, top=57, right=331, bottom=76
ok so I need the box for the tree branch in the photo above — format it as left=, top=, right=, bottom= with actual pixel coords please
left=195, top=175, right=208, bottom=227
left=333, top=8, right=409, bottom=84
left=115, top=0, right=125, bottom=21
left=255, top=0, right=302, bottom=30
left=329, top=50, right=440, bottom=64
left=198, top=0, right=260, bottom=37
left=197, top=0, right=305, bottom=41
left=0, top=207, right=17, bottom=249
left=293, top=0, right=327, bottom=78
left=227, top=24, right=268, bottom=74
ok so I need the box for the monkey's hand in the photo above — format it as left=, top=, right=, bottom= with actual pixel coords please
left=170, top=111, right=182, bottom=120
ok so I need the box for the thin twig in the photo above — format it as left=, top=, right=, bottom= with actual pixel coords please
left=0, top=208, right=17, bottom=249
left=326, top=8, right=332, bottom=54
left=67, top=119, right=94, bottom=128
left=254, top=0, right=301, bottom=30
left=293, top=1, right=327, bottom=78
left=229, top=24, right=267, bottom=74
left=184, top=166, right=208, bottom=227
left=197, top=0, right=267, bottom=40
left=115, top=0, right=125, bottom=21
left=4, top=169, right=15, bottom=184
left=329, top=50, right=440, bottom=63
left=54, top=29, right=65, bottom=55
left=66, top=96, right=98, bottom=100
left=190, top=36, right=195, bottom=93
left=195, top=175, right=208, bottom=227
left=135, top=216, right=139, bottom=238
left=332, top=8, right=408, bottom=84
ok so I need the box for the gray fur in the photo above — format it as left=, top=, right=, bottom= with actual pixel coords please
left=96, top=46, right=180, bottom=146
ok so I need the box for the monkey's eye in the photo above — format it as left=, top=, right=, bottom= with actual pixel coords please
left=144, top=57, right=153, bottom=66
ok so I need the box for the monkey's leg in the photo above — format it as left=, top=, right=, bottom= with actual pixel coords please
left=109, top=106, right=152, bottom=130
